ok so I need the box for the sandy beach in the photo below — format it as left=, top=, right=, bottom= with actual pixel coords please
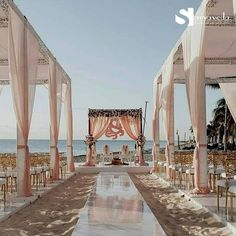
left=0, top=174, right=97, bottom=236
left=0, top=172, right=233, bottom=235
left=130, top=174, right=233, bottom=236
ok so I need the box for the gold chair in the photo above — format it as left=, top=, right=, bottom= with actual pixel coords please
left=119, top=145, right=131, bottom=164
left=170, top=152, right=181, bottom=186
left=101, top=144, right=113, bottom=165
left=216, top=154, right=236, bottom=216
left=180, top=152, right=194, bottom=190
left=157, top=152, right=166, bottom=176
left=208, top=152, right=226, bottom=192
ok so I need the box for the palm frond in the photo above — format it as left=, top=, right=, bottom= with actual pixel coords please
left=207, top=84, right=220, bottom=89
left=216, top=98, right=225, bottom=107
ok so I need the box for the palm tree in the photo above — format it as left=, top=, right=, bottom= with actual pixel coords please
left=207, top=84, right=220, bottom=90
left=207, top=122, right=217, bottom=144
left=211, top=98, right=227, bottom=146
left=189, top=126, right=194, bottom=142
left=207, top=84, right=228, bottom=151
left=210, top=98, right=236, bottom=150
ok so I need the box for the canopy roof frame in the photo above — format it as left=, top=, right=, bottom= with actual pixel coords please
left=0, top=0, right=71, bottom=85
left=154, top=0, right=236, bottom=85
left=152, top=0, right=236, bottom=193
left=0, top=0, right=75, bottom=197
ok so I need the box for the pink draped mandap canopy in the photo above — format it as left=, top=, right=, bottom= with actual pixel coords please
left=84, top=109, right=146, bottom=166
left=153, top=0, right=236, bottom=194
left=0, top=0, right=75, bottom=197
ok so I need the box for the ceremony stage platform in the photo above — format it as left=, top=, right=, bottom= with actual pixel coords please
left=75, top=163, right=152, bottom=174
left=72, top=172, right=166, bottom=236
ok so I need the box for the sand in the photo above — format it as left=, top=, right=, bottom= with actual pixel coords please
left=0, top=172, right=233, bottom=236
left=130, top=174, right=234, bottom=236
left=0, top=173, right=97, bottom=236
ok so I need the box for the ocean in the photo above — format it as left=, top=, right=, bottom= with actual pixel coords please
left=0, top=139, right=167, bottom=156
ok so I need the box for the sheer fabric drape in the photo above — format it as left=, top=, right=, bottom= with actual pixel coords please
left=120, top=115, right=143, bottom=163
left=65, top=82, right=75, bottom=172
left=84, top=116, right=110, bottom=166
left=152, top=81, right=160, bottom=172
left=160, top=52, right=175, bottom=179
left=233, top=0, right=236, bottom=16
left=219, top=84, right=236, bottom=123
left=49, top=58, right=62, bottom=180
left=85, top=115, right=143, bottom=165
left=8, top=6, right=39, bottom=196
left=182, top=0, right=208, bottom=193
left=120, top=116, right=140, bottom=140
left=91, top=117, right=111, bottom=140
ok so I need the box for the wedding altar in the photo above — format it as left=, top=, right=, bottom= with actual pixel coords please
left=84, top=109, right=146, bottom=166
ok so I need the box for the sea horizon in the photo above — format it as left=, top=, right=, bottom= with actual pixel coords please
left=0, top=139, right=169, bottom=156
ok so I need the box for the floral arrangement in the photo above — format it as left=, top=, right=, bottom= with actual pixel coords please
left=88, top=108, right=142, bottom=118
left=84, top=135, right=96, bottom=148
left=137, top=134, right=146, bottom=147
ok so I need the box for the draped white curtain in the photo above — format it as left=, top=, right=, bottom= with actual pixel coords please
left=152, top=79, right=161, bottom=172
left=65, top=82, right=75, bottom=172
left=49, top=58, right=62, bottom=180
left=91, top=117, right=111, bottom=139
left=233, top=0, right=236, bottom=16
left=84, top=116, right=110, bottom=166
left=120, top=115, right=143, bottom=164
left=182, top=0, right=208, bottom=193
left=219, top=84, right=236, bottom=123
left=120, top=116, right=141, bottom=140
left=160, top=52, right=175, bottom=179
left=8, top=6, right=39, bottom=196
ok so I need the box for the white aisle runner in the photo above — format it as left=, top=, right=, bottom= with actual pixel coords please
left=72, top=172, right=166, bottom=236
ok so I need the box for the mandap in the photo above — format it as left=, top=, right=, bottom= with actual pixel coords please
left=84, top=109, right=146, bottom=166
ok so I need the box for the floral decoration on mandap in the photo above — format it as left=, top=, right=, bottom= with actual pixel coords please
left=85, top=135, right=96, bottom=148
left=137, top=134, right=146, bottom=147
left=88, top=108, right=142, bottom=118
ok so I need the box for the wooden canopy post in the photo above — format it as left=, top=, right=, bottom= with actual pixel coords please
left=84, top=108, right=96, bottom=166
left=88, top=108, right=91, bottom=135
left=138, top=108, right=147, bottom=166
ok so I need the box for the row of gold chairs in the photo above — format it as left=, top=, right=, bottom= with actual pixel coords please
left=0, top=153, right=68, bottom=206
left=171, top=151, right=194, bottom=189
left=157, top=151, right=236, bottom=221
left=215, top=154, right=236, bottom=221
left=157, top=151, right=233, bottom=191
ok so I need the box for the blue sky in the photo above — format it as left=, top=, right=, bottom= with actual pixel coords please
left=0, top=0, right=223, bottom=140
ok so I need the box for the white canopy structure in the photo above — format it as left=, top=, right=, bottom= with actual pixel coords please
left=0, top=0, right=75, bottom=197
left=153, top=0, right=236, bottom=193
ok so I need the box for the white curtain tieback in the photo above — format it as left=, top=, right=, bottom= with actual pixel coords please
left=17, top=145, right=28, bottom=149
left=196, top=144, right=207, bottom=148
left=167, top=142, right=174, bottom=146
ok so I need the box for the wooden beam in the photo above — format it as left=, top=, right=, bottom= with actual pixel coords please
left=174, top=57, right=236, bottom=65
left=0, top=79, right=49, bottom=85
left=156, top=77, right=236, bottom=85
left=0, top=58, right=48, bottom=66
